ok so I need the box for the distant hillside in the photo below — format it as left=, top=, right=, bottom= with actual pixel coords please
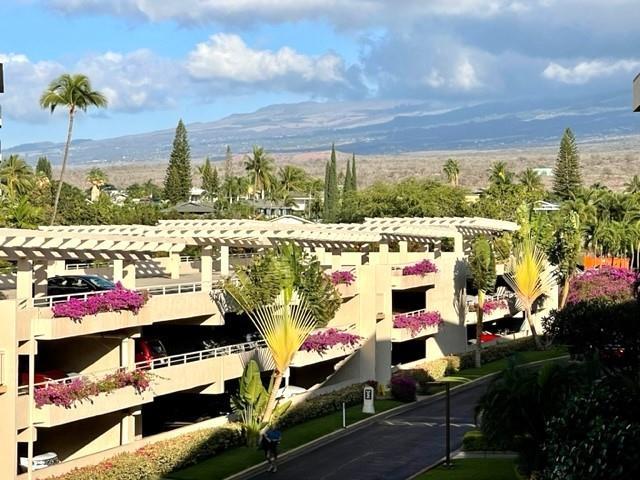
left=6, top=93, right=640, bottom=166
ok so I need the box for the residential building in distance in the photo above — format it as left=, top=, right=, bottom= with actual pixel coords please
left=0, top=217, right=557, bottom=478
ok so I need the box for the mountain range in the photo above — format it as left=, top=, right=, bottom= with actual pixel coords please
left=6, top=93, right=640, bottom=166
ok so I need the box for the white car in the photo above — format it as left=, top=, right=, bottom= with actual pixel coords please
left=276, top=385, right=307, bottom=399
left=19, top=452, right=59, bottom=472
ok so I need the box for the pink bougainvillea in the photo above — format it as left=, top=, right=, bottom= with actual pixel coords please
left=393, top=311, right=443, bottom=337
left=330, top=270, right=356, bottom=286
left=300, top=328, right=362, bottom=355
left=51, top=283, right=149, bottom=321
left=34, top=369, right=152, bottom=409
left=401, top=259, right=438, bottom=276
left=482, top=299, right=509, bottom=315
left=567, top=266, right=638, bottom=305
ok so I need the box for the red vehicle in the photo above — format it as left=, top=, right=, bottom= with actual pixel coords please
left=135, top=339, right=168, bottom=367
left=19, top=369, right=67, bottom=386
left=479, top=332, right=501, bottom=343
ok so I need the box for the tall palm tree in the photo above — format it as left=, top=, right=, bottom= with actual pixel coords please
left=278, top=165, right=307, bottom=193
left=519, top=168, right=543, bottom=194
left=504, top=237, right=556, bottom=348
left=244, top=146, right=274, bottom=200
left=488, top=161, right=514, bottom=186
left=442, top=159, right=460, bottom=187
left=40, top=74, right=107, bottom=225
left=86, top=167, right=108, bottom=188
left=468, top=236, right=496, bottom=367
left=624, top=175, right=640, bottom=194
left=0, top=155, right=34, bottom=200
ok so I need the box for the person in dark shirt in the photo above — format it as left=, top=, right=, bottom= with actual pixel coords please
left=260, top=428, right=281, bottom=473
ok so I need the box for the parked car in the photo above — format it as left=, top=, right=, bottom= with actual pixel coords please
left=46, top=275, right=115, bottom=297
left=19, top=452, right=59, bottom=472
left=135, top=339, right=168, bottom=367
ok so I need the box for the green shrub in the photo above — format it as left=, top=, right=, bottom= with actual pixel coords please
left=44, top=425, right=245, bottom=480
left=458, top=337, right=539, bottom=370
left=462, top=429, right=512, bottom=451
left=444, top=355, right=461, bottom=374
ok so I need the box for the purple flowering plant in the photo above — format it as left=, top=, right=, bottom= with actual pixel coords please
left=393, top=311, right=443, bottom=337
left=51, top=282, right=149, bottom=321
left=34, top=369, right=153, bottom=409
left=300, top=328, right=362, bottom=355
left=482, top=299, right=509, bottom=315
left=330, top=270, right=356, bottom=286
left=401, top=259, right=438, bottom=276
left=567, top=266, right=638, bottom=305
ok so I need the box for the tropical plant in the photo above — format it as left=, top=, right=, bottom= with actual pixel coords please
left=488, top=161, right=514, bottom=186
left=468, top=236, right=497, bottom=367
left=401, top=259, right=438, bottom=276
left=300, top=328, right=361, bottom=354
left=504, top=237, right=555, bottom=348
left=624, top=175, right=640, bottom=194
left=2, top=197, right=43, bottom=228
left=548, top=211, right=582, bottom=309
left=231, top=360, right=274, bottom=445
left=277, top=165, right=307, bottom=194
left=0, top=154, right=34, bottom=200
left=392, top=311, right=443, bottom=337
left=35, top=156, right=52, bottom=180
left=442, top=158, right=460, bottom=187
left=244, top=146, right=274, bottom=200
left=40, top=73, right=108, bottom=225
left=519, top=168, right=543, bottom=195
left=86, top=167, right=108, bottom=187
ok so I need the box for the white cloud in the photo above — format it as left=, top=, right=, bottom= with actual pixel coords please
left=187, top=34, right=353, bottom=94
left=543, top=59, right=640, bottom=85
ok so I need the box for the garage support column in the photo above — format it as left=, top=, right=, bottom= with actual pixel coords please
left=331, top=249, right=342, bottom=270
left=314, top=246, right=326, bottom=266
left=378, top=242, right=389, bottom=265
left=114, top=260, right=136, bottom=289
left=201, top=246, right=213, bottom=290
left=33, top=261, right=48, bottom=297
left=16, top=259, right=33, bottom=301
left=219, top=245, right=230, bottom=277
left=46, top=259, right=65, bottom=277
left=168, top=252, right=181, bottom=280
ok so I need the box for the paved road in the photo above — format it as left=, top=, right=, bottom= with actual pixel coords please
left=249, top=381, right=489, bottom=480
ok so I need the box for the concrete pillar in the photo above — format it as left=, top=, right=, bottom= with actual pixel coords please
left=398, top=240, right=408, bottom=263
left=219, top=245, right=230, bottom=276
left=120, top=336, right=135, bottom=369
left=331, top=250, right=342, bottom=270
left=16, top=259, right=33, bottom=300
left=378, top=242, right=389, bottom=266
left=113, top=259, right=123, bottom=284
left=120, top=411, right=137, bottom=445
left=113, top=260, right=136, bottom=289
left=168, top=252, right=181, bottom=280
left=33, top=261, right=48, bottom=297
left=201, top=246, right=214, bottom=290
left=314, top=246, right=326, bottom=266
left=46, top=259, right=65, bottom=277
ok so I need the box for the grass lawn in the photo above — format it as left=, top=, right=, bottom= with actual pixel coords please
left=417, top=458, right=519, bottom=480
left=457, top=346, right=568, bottom=380
left=165, top=399, right=403, bottom=480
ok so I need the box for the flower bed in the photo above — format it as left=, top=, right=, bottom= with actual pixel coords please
left=51, top=282, right=149, bottom=321
left=393, top=311, right=443, bottom=337
left=401, top=259, right=438, bottom=276
left=481, top=299, right=508, bottom=315
left=300, top=328, right=362, bottom=355
left=330, top=270, right=356, bottom=286
left=567, top=266, right=638, bottom=304
left=34, top=369, right=152, bottom=409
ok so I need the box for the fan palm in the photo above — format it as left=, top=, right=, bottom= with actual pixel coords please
left=0, top=155, right=33, bottom=200
left=442, top=159, right=460, bottom=187
left=86, top=167, right=107, bottom=187
left=40, top=73, right=107, bottom=225
left=244, top=146, right=275, bottom=200
left=504, top=237, right=556, bottom=348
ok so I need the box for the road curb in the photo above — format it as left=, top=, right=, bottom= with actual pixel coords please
left=226, top=354, right=568, bottom=480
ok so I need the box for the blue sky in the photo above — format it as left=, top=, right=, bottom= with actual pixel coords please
left=1, top=0, right=639, bottom=148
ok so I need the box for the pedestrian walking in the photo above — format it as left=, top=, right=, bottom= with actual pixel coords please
left=260, top=428, right=281, bottom=473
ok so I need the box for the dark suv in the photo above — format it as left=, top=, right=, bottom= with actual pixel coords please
left=46, top=275, right=116, bottom=297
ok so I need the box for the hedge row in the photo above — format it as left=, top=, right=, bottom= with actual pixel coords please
left=45, top=384, right=367, bottom=480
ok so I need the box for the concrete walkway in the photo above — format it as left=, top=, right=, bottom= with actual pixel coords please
left=248, top=381, right=489, bottom=480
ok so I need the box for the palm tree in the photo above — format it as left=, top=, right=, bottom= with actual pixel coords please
left=519, top=168, right=543, bottom=194
left=624, top=175, right=640, bottom=194
left=0, top=155, right=34, bottom=200
left=442, top=159, right=460, bottom=187
left=3, top=197, right=43, bottom=228
left=86, top=168, right=108, bottom=188
left=40, top=73, right=107, bottom=225
left=244, top=146, right=274, bottom=200
left=468, top=236, right=497, bottom=367
left=504, top=237, right=555, bottom=348
left=278, top=165, right=307, bottom=193
left=488, top=161, right=514, bottom=186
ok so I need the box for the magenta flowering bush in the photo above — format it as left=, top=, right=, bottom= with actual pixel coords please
left=51, top=282, right=149, bottom=321
left=567, top=266, right=638, bottom=305
left=401, top=259, right=438, bottom=276
left=330, top=270, right=356, bottom=286
left=393, top=311, right=443, bottom=337
left=34, top=369, right=153, bottom=409
left=300, top=328, right=362, bottom=355
left=482, top=299, right=508, bottom=315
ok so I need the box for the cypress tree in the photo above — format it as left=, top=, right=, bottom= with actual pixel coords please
left=323, top=144, right=339, bottom=222
left=200, top=157, right=220, bottom=197
left=343, top=159, right=352, bottom=194
left=350, top=153, right=357, bottom=192
left=164, top=119, right=192, bottom=204
left=224, top=145, right=233, bottom=180
left=323, top=161, right=330, bottom=220
left=36, top=156, right=52, bottom=180
left=553, top=128, right=582, bottom=200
